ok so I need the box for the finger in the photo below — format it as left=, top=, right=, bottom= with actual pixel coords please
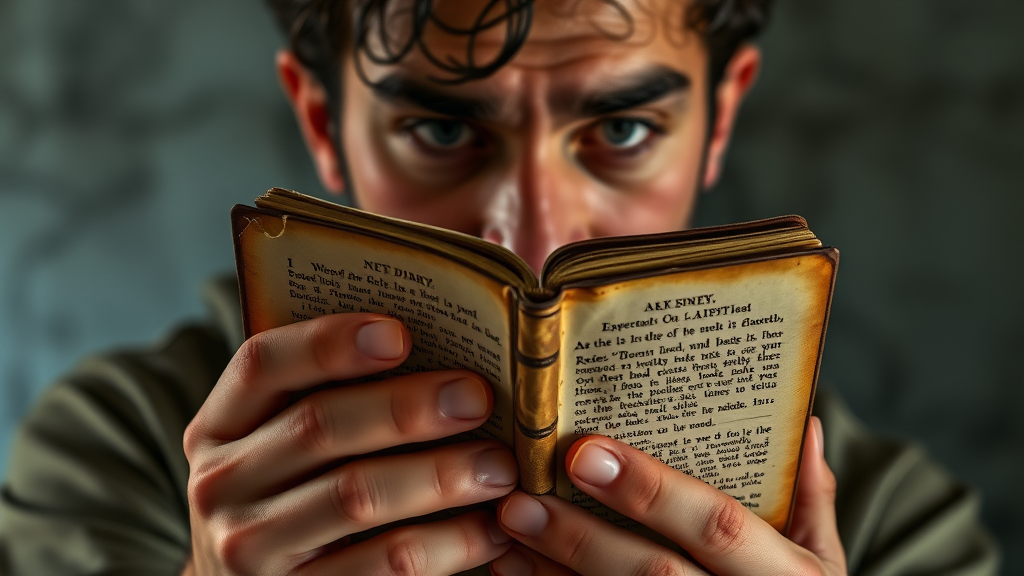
left=222, top=369, right=492, bottom=498
left=491, top=545, right=577, bottom=576
left=565, top=436, right=820, bottom=575
left=186, top=313, right=410, bottom=448
left=292, top=511, right=512, bottom=575
left=245, top=441, right=517, bottom=556
left=788, top=417, right=847, bottom=574
left=497, top=492, right=705, bottom=576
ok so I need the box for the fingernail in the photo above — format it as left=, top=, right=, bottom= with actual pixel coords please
left=570, top=442, right=621, bottom=487
left=501, top=493, right=548, bottom=536
left=356, top=320, right=404, bottom=360
left=475, top=448, right=518, bottom=487
left=487, top=518, right=513, bottom=545
left=438, top=378, right=488, bottom=419
left=812, top=416, right=825, bottom=458
left=491, top=549, right=532, bottom=576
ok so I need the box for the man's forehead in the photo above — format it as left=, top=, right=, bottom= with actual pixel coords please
left=425, top=0, right=654, bottom=41
left=365, top=0, right=698, bottom=74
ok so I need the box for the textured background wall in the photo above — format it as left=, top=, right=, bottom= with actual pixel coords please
left=1, top=0, right=1021, bottom=571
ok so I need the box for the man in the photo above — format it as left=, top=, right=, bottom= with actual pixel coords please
left=0, top=1, right=997, bottom=575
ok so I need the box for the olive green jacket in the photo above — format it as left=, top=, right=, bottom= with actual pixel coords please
left=0, top=278, right=999, bottom=575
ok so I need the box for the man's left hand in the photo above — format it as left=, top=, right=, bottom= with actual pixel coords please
left=490, top=416, right=847, bottom=575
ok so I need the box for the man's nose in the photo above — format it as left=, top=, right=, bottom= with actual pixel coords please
left=480, top=140, right=591, bottom=274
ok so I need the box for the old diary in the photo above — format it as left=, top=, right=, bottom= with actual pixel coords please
left=232, top=188, right=838, bottom=533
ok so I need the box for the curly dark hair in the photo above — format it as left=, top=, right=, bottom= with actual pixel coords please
left=265, top=0, right=773, bottom=101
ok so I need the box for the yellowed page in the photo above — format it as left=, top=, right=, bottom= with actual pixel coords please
left=236, top=211, right=515, bottom=446
left=557, top=253, right=835, bottom=532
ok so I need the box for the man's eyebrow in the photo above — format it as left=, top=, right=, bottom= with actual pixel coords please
left=371, top=74, right=501, bottom=119
left=573, top=66, right=691, bottom=117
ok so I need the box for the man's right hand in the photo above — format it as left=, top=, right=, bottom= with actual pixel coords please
left=180, top=313, right=517, bottom=575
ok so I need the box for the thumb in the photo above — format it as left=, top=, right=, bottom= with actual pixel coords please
left=788, top=416, right=847, bottom=574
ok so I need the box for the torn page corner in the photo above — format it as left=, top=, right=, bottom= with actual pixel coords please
left=238, top=214, right=288, bottom=239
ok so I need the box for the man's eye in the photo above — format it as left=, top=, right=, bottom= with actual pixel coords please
left=410, top=119, right=474, bottom=149
left=599, top=118, right=652, bottom=148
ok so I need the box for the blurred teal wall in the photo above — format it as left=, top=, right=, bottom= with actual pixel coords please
left=0, top=0, right=321, bottom=461
left=1, top=0, right=1021, bottom=570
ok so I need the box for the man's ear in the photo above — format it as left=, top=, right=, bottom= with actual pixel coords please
left=702, top=44, right=761, bottom=190
left=276, top=50, right=345, bottom=194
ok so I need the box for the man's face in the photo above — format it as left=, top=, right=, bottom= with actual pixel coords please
left=329, top=0, right=747, bottom=272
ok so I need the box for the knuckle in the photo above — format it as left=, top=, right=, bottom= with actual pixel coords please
left=206, top=513, right=258, bottom=575
left=235, top=335, right=268, bottom=381
left=699, top=496, right=747, bottom=556
left=186, top=455, right=235, bottom=518
left=309, top=320, right=341, bottom=374
left=182, top=420, right=204, bottom=458
left=631, top=467, right=667, bottom=516
left=563, top=524, right=596, bottom=568
left=384, top=533, right=430, bottom=576
left=288, top=400, right=334, bottom=455
left=456, top=521, right=482, bottom=564
left=430, top=457, right=448, bottom=502
left=186, top=474, right=214, bottom=517
left=333, top=467, right=380, bottom=526
left=634, top=554, right=689, bottom=576
left=389, top=387, right=422, bottom=436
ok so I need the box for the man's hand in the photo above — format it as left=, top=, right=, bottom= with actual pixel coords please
left=490, top=416, right=847, bottom=575
left=181, top=313, right=516, bottom=575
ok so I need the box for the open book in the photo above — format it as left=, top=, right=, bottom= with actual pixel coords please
left=232, top=188, right=838, bottom=533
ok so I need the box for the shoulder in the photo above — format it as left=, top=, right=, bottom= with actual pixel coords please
left=0, top=276, right=241, bottom=575
left=814, top=389, right=1000, bottom=575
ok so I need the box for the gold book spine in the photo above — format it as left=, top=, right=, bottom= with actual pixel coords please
left=514, top=299, right=562, bottom=494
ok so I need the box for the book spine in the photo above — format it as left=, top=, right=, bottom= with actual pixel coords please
left=515, top=299, right=562, bottom=494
